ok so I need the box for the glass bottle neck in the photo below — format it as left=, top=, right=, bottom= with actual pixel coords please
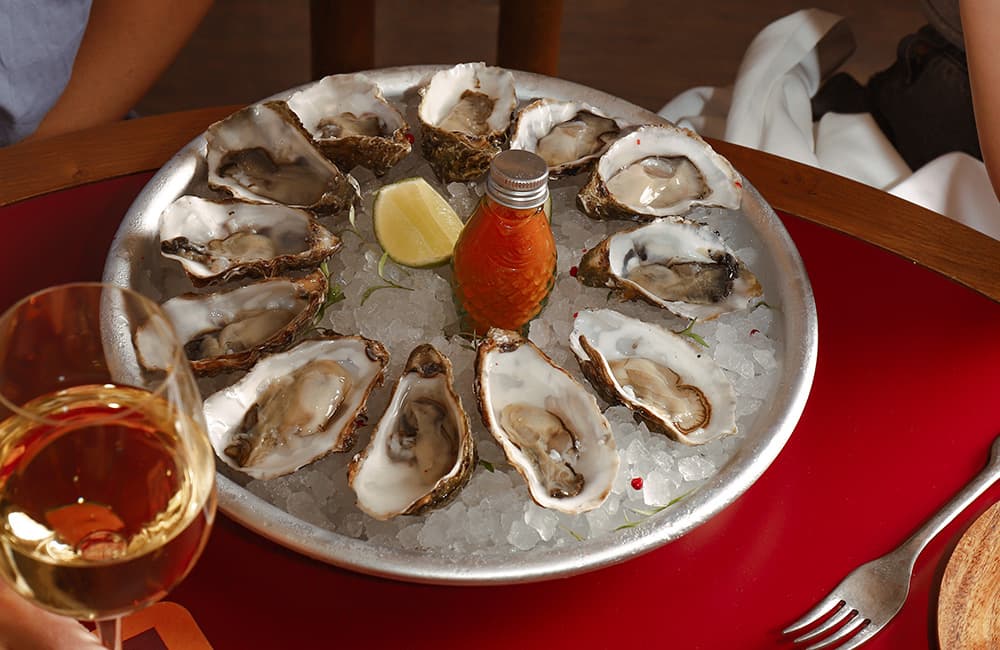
left=480, top=194, right=545, bottom=221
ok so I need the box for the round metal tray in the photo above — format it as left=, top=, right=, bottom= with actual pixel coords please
left=103, top=65, right=817, bottom=584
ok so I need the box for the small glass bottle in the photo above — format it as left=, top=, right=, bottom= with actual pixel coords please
left=451, top=150, right=556, bottom=335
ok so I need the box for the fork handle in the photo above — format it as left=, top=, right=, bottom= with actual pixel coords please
left=896, top=434, right=1000, bottom=565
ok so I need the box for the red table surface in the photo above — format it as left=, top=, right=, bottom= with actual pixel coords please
left=2, top=174, right=998, bottom=650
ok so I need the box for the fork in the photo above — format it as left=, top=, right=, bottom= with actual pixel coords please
left=783, top=433, right=1000, bottom=649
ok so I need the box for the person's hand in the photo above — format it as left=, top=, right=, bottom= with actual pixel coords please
left=0, top=579, right=105, bottom=649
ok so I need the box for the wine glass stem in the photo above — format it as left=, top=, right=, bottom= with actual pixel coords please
left=96, top=617, right=123, bottom=650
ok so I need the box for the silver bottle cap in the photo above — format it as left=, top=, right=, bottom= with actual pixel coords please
left=486, top=149, right=549, bottom=209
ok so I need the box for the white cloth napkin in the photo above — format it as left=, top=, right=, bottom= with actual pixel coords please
left=887, top=152, right=1000, bottom=238
left=814, top=112, right=909, bottom=188
left=658, top=8, right=1000, bottom=241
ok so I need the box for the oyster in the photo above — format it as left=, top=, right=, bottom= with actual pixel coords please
left=286, top=74, right=411, bottom=175
left=204, top=335, right=389, bottom=480
left=159, top=196, right=341, bottom=286
left=577, top=124, right=742, bottom=221
left=569, top=309, right=736, bottom=445
left=205, top=101, right=355, bottom=214
left=140, top=271, right=329, bottom=376
left=578, top=218, right=762, bottom=320
left=475, top=329, right=619, bottom=514
left=348, top=344, right=475, bottom=520
left=417, top=62, right=517, bottom=182
left=509, top=98, right=625, bottom=176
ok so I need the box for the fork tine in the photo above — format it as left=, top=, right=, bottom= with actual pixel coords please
left=782, top=595, right=845, bottom=635
left=833, top=623, right=879, bottom=650
left=791, top=604, right=855, bottom=643
left=804, top=615, right=868, bottom=650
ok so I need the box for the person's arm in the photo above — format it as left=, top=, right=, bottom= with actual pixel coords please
left=26, top=0, right=214, bottom=142
left=961, top=0, right=1000, bottom=199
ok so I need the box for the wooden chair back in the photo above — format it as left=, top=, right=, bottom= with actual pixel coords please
left=309, top=0, right=564, bottom=78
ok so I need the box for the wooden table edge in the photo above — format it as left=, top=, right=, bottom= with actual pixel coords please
left=708, top=138, right=1000, bottom=303
left=0, top=110, right=995, bottom=302
left=0, top=105, right=241, bottom=206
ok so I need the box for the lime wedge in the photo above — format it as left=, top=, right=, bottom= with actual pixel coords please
left=373, top=177, right=465, bottom=268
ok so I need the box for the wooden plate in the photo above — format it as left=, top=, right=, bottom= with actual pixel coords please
left=938, top=500, right=1000, bottom=649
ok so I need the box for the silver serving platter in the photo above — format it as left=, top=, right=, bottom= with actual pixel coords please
left=103, top=65, right=817, bottom=584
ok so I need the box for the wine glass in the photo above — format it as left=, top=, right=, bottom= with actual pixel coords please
left=0, top=283, right=216, bottom=650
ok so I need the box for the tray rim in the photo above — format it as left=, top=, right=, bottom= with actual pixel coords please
left=102, top=64, right=818, bottom=585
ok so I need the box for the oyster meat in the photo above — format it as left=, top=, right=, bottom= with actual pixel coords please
left=577, top=124, right=742, bottom=221
left=577, top=218, right=762, bottom=320
left=286, top=74, right=411, bottom=175
left=138, top=271, right=329, bottom=376
left=159, top=196, right=341, bottom=286
left=569, top=309, right=737, bottom=445
left=205, top=101, right=355, bottom=214
left=509, top=98, right=625, bottom=176
left=204, top=335, right=389, bottom=480
left=475, top=329, right=619, bottom=514
left=417, top=62, right=517, bottom=182
left=348, top=344, right=475, bottom=520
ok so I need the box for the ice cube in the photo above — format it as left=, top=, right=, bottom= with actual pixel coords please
left=678, top=455, right=715, bottom=481
left=643, top=468, right=682, bottom=506
left=507, top=518, right=541, bottom=551
left=524, top=503, right=559, bottom=541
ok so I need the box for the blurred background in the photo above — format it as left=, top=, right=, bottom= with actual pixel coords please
left=137, top=0, right=924, bottom=116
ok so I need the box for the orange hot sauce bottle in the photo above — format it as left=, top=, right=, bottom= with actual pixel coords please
left=451, top=150, right=556, bottom=335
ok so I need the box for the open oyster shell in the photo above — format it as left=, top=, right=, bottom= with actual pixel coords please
left=348, top=344, right=476, bottom=520
left=417, top=62, right=517, bottom=182
left=569, top=309, right=737, bottom=445
left=286, top=74, right=411, bottom=175
left=205, top=101, right=355, bottom=214
left=577, top=218, right=762, bottom=320
left=159, top=196, right=341, bottom=286
left=204, top=335, right=389, bottom=480
left=577, top=123, right=742, bottom=221
left=475, top=329, right=619, bottom=514
left=509, top=98, right=626, bottom=177
left=141, top=271, right=329, bottom=376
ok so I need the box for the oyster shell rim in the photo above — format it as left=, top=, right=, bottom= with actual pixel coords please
left=569, top=308, right=738, bottom=445
left=417, top=62, right=518, bottom=182
left=508, top=97, right=630, bottom=177
left=576, top=123, right=743, bottom=222
left=576, top=217, right=763, bottom=321
left=473, top=328, right=620, bottom=515
left=204, top=101, right=357, bottom=214
left=347, top=343, right=477, bottom=520
left=285, top=72, right=412, bottom=176
left=138, top=270, right=330, bottom=377
left=158, top=195, right=343, bottom=287
left=203, top=334, right=390, bottom=480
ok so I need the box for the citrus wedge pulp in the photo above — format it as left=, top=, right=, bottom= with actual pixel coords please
left=373, top=177, right=465, bottom=268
